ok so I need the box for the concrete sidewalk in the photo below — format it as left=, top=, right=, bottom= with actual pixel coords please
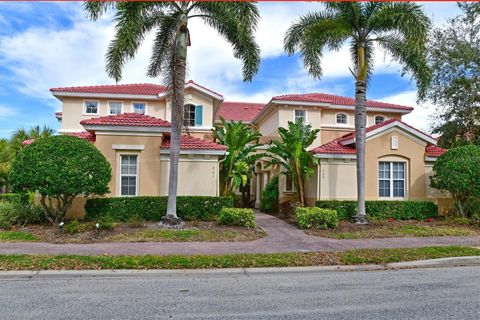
left=1, top=213, right=480, bottom=256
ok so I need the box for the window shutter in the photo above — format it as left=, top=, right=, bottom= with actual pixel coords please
left=195, top=105, right=203, bottom=126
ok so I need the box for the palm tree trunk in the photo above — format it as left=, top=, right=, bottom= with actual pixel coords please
left=354, top=44, right=368, bottom=224
left=163, top=16, right=188, bottom=226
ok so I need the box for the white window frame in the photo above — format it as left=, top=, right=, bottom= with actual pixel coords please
left=184, top=104, right=196, bottom=127
left=131, top=101, right=147, bottom=115
left=293, top=109, right=307, bottom=124
left=378, top=161, right=406, bottom=199
left=83, top=100, right=100, bottom=115
left=335, top=112, right=348, bottom=125
left=108, top=101, right=124, bottom=115
left=374, top=115, right=386, bottom=125
left=284, top=174, right=296, bottom=193
left=118, top=154, right=139, bottom=197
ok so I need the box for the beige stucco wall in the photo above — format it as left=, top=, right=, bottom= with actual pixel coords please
left=60, top=97, right=167, bottom=132
left=318, top=159, right=358, bottom=200
left=159, top=155, right=220, bottom=196
left=166, top=88, right=216, bottom=129
left=257, top=107, right=280, bottom=138
left=94, top=134, right=164, bottom=197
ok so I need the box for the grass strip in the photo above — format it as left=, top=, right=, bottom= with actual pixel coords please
left=0, top=246, right=479, bottom=270
left=0, top=231, right=39, bottom=242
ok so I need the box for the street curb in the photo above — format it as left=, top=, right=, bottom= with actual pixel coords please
left=0, top=256, right=479, bottom=279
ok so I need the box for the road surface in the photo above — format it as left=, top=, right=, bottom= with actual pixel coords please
left=0, top=266, right=479, bottom=319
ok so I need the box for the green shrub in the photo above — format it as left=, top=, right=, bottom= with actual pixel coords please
left=260, top=176, right=279, bottom=213
left=64, top=220, right=87, bottom=234
left=97, top=216, right=116, bottom=230
left=0, top=201, right=43, bottom=227
left=295, top=207, right=339, bottom=229
left=315, top=200, right=438, bottom=220
left=85, top=196, right=234, bottom=222
left=218, top=208, right=256, bottom=228
left=0, top=193, right=30, bottom=205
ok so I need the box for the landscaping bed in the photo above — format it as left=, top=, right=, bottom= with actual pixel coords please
left=0, top=246, right=478, bottom=270
left=303, top=218, right=480, bottom=239
left=1, top=221, right=266, bottom=244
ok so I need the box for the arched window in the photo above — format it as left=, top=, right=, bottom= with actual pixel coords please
left=336, top=113, right=347, bottom=125
left=375, top=115, right=386, bottom=125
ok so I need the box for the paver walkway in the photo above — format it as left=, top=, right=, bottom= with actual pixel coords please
left=2, top=212, right=480, bottom=256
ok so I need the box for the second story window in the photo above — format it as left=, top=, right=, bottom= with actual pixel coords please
left=336, top=113, right=347, bottom=125
left=184, top=104, right=203, bottom=127
left=84, top=101, right=99, bottom=115
left=294, top=109, right=306, bottom=123
left=133, top=102, right=146, bottom=115
left=109, top=102, right=122, bottom=115
left=375, top=115, right=386, bottom=125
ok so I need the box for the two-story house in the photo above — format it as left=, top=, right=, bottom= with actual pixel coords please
left=45, top=81, right=449, bottom=218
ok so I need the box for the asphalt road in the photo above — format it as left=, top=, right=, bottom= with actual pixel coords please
left=0, top=266, right=479, bottom=319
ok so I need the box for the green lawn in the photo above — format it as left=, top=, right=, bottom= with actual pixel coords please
left=0, top=246, right=478, bottom=270
left=105, top=229, right=265, bottom=242
left=318, top=225, right=477, bottom=239
left=0, top=231, right=39, bottom=242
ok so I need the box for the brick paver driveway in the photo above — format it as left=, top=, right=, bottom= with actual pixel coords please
left=2, top=212, right=480, bottom=256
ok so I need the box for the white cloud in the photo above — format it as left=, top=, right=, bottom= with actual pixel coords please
left=379, top=90, right=437, bottom=133
left=0, top=105, right=17, bottom=119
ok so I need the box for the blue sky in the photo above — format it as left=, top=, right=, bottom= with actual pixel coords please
left=0, top=1, right=460, bottom=139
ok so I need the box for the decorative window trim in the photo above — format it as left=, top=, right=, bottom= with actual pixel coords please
left=131, top=101, right=148, bottom=115
left=378, top=161, right=407, bottom=199
left=108, top=101, right=124, bottom=115
left=83, top=100, right=100, bottom=116
left=293, top=109, right=307, bottom=124
left=118, top=153, right=139, bottom=197
left=335, top=112, right=348, bottom=125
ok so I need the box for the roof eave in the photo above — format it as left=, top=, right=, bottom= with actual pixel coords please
left=51, top=91, right=161, bottom=100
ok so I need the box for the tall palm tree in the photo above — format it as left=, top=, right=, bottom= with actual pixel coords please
left=84, top=2, right=260, bottom=224
left=266, top=120, right=319, bottom=207
left=212, top=117, right=262, bottom=197
left=284, top=2, right=431, bottom=223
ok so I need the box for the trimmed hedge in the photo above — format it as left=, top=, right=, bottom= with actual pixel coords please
left=315, top=200, right=438, bottom=220
left=218, top=208, right=256, bottom=228
left=0, top=193, right=30, bottom=204
left=85, top=196, right=234, bottom=222
left=296, top=207, right=339, bottom=229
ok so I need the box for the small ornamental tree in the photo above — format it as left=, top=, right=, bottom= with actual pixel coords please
left=9, top=135, right=111, bottom=224
left=430, top=145, right=480, bottom=217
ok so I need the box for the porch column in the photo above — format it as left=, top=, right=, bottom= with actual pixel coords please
left=255, top=173, right=261, bottom=209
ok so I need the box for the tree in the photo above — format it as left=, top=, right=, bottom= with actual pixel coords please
left=0, top=139, right=12, bottom=193
left=266, top=120, right=319, bottom=207
left=430, top=145, right=480, bottom=217
left=427, top=3, right=480, bottom=148
left=9, top=125, right=54, bottom=155
left=284, top=2, right=431, bottom=223
left=9, top=136, right=111, bottom=224
left=84, top=1, right=260, bottom=225
left=212, top=117, right=262, bottom=197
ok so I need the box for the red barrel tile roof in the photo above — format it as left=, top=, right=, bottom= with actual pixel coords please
left=80, top=113, right=171, bottom=127
left=216, top=101, right=265, bottom=122
left=272, top=93, right=413, bottom=111
left=160, top=135, right=227, bottom=151
left=311, top=137, right=357, bottom=155
left=425, top=145, right=447, bottom=157
left=50, top=83, right=168, bottom=96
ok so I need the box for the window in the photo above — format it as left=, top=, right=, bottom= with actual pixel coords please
left=336, top=113, right=347, bottom=125
left=109, top=102, right=122, bottom=115
left=133, top=103, right=146, bottom=115
left=285, top=175, right=295, bottom=192
left=294, top=109, right=306, bottom=123
left=184, top=104, right=196, bottom=127
left=379, top=161, right=405, bottom=198
left=120, top=155, right=138, bottom=196
left=375, top=115, right=386, bottom=125
left=84, top=101, right=98, bottom=115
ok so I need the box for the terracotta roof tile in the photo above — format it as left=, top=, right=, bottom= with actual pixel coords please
left=160, top=135, right=227, bottom=151
left=216, top=101, right=265, bottom=122
left=425, top=144, right=447, bottom=157
left=272, top=93, right=413, bottom=111
left=50, top=83, right=168, bottom=96
left=80, top=113, right=171, bottom=128
left=311, top=138, right=356, bottom=155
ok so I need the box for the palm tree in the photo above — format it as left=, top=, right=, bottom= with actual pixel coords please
left=266, top=120, right=319, bottom=207
left=9, top=125, right=54, bottom=155
left=284, top=2, right=431, bottom=223
left=84, top=2, right=260, bottom=224
left=212, top=117, right=262, bottom=197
